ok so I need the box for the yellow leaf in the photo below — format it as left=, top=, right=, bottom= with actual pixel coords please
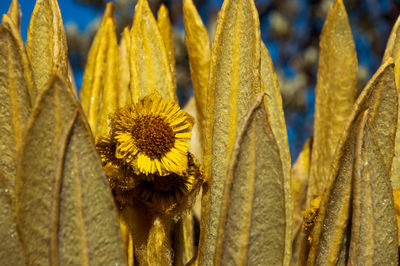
left=15, top=73, right=126, bottom=265
left=214, top=93, right=289, bottom=265
left=183, top=0, right=211, bottom=147
left=382, top=15, right=400, bottom=189
left=146, top=217, right=172, bottom=266
left=157, top=4, right=176, bottom=86
left=80, top=3, right=119, bottom=137
left=7, top=0, right=20, bottom=29
left=27, top=0, right=69, bottom=94
left=348, top=115, right=398, bottom=265
left=173, top=212, right=195, bottom=266
left=291, top=138, right=312, bottom=242
left=0, top=173, right=25, bottom=264
left=308, top=0, right=358, bottom=204
left=199, top=0, right=261, bottom=263
left=308, top=60, right=398, bottom=265
left=119, top=26, right=132, bottom=108
left=130, top=0, right=176, bottom=103
left=0, top=15, right=33, bottom=200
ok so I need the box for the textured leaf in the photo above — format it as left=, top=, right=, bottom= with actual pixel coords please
left=308, top=60, right=397, bottom=265
left=199, top=0, right=261, bottom=264
left=348, top=115, right=398, bottom=265
left=15, top=73, right=126, bottom=266
left=308, top=0, right=358, bottom=204
left=291, top=138, right=312, bottom=241
left=383, top=15, right=400, bottom=189
left=260, top=42, right=292, bottom=261
left=157, top=4, right=176, bottom=86
left=80, top=3, right=119, bottom=137
left=7, top=0, right=20, bottom=29
left=146, top=217, right=172, bottom=266
left=27, top=0, right=69, bottom=94
left=183, top=0, right=211, bottom=146
left=119, top=26, right=132, bottom=108
left=0, top=15, right=33, bottom=200
left=0, top=173, right=25, bottom=265
left=173, top=212, right=195, bottom=266
left=214, top=93, right=288, bottom=265
left=130, top=0, right=176, bottom=102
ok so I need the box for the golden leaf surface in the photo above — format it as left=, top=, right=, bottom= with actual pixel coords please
left=173, top=212, right=195, bottom=266
left=26, top=0, right=69, bottom=94
left=7, top=0, right=20, bottom=29
left=130, top=0, right=176, bottom=103
left=15, top=73, right=126, bottom=266
left=382, top=16, right=400, bottom=188
left=183, top=0, right=211, bottom=145
left=308, top=0, right=358, bottom=204
left=0, top=172, right=25, bottom=265
left=199, top=0, right=261, bottom=263
left=214, top=93, right=289, bottom=265
left=157, top=4, right=176, bottom=86
left=119, top=26, right=132, bottom=108
left=291, top=138, right=312, bottom=241
left=308, top=60, right=398, bottom=265
left=0, top=15, right=33, bottom=200
left=348, top=113, right=398, bottom=265
left=80, top=3, right=119, bottom=137
left=146, top=218, right=172, bottom=266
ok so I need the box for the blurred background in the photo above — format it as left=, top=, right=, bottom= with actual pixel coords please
left=1, top=0, right=400, bottom=161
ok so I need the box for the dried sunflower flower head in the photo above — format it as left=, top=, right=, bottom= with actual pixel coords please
left=96, top=92, right=202, bottom=214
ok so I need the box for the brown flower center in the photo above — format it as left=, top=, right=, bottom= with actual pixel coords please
left=131, top=114, right=175, bottom=159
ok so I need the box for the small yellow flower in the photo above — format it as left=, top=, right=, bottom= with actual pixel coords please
left=133, top=153, right=202, bottom=214
left=111, top=93, right=193, bottom=176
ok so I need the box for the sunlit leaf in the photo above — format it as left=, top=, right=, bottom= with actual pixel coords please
left=0, top=15, right=33, bottom=200
left=308, top=60, right=397, bottom=265
left=157, top=4, right=176, bottom=86
left=199, top=0, right=262, bottom=263
left=7, top=0, right=20, bottom=29
left=173, top=212, right=195, bottom=266
left=27, top=0, right=69, bottom=94
left=15, top=73, right=126, bottom=265
left=183, top=0, right=211, bottom=145
left=308, top=0, right=358, bottom=204
left=291, top=138, right=312, bottom=242
left=130, top=0, right=176, bottom=102
left=80, top=3, right=119, bottom=137
left=0, top=173, right=25, bottom=265
left=146, top=217, right=172, bottom=265
left=214, top=93, right=288, bottom=265
left=119, top=26, right=132, bottom=108
left=382, top=15, right=400, bottom=189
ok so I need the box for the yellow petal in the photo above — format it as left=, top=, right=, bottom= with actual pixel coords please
left=199, top=0, right=262, bottom=264
left=130, top=0, right=176, bottom=103
left=308, top=0, right=358, bottom=205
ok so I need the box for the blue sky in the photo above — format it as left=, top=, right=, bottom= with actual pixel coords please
left=0, top=0, right=100, bottom=40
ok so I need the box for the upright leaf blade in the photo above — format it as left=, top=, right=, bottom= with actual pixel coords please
left=0, top=15, right=33, bottom=200
left=157, top=4, right=176, bottom=86
left=308, top=0, right=358, bottom=204
left=80, top=3, right=119, bottom=137
left=308, top=60, right=397, bottom=265
left=15, top=73, right=126, bottom=265
left=214, top=94, right=289, bottom=265
left=199, top=0, right=261, bottom=264
left=7, top=0, right=20, bottom=29
left=119, top=26, right=132, bottom=108
left=130, top=0, right=176, bottom=102
left=382, top=16, right=400, bottom=188
left=27, top=0, right=69, bottom=94
left=183, top=0, right=211, bottom=145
